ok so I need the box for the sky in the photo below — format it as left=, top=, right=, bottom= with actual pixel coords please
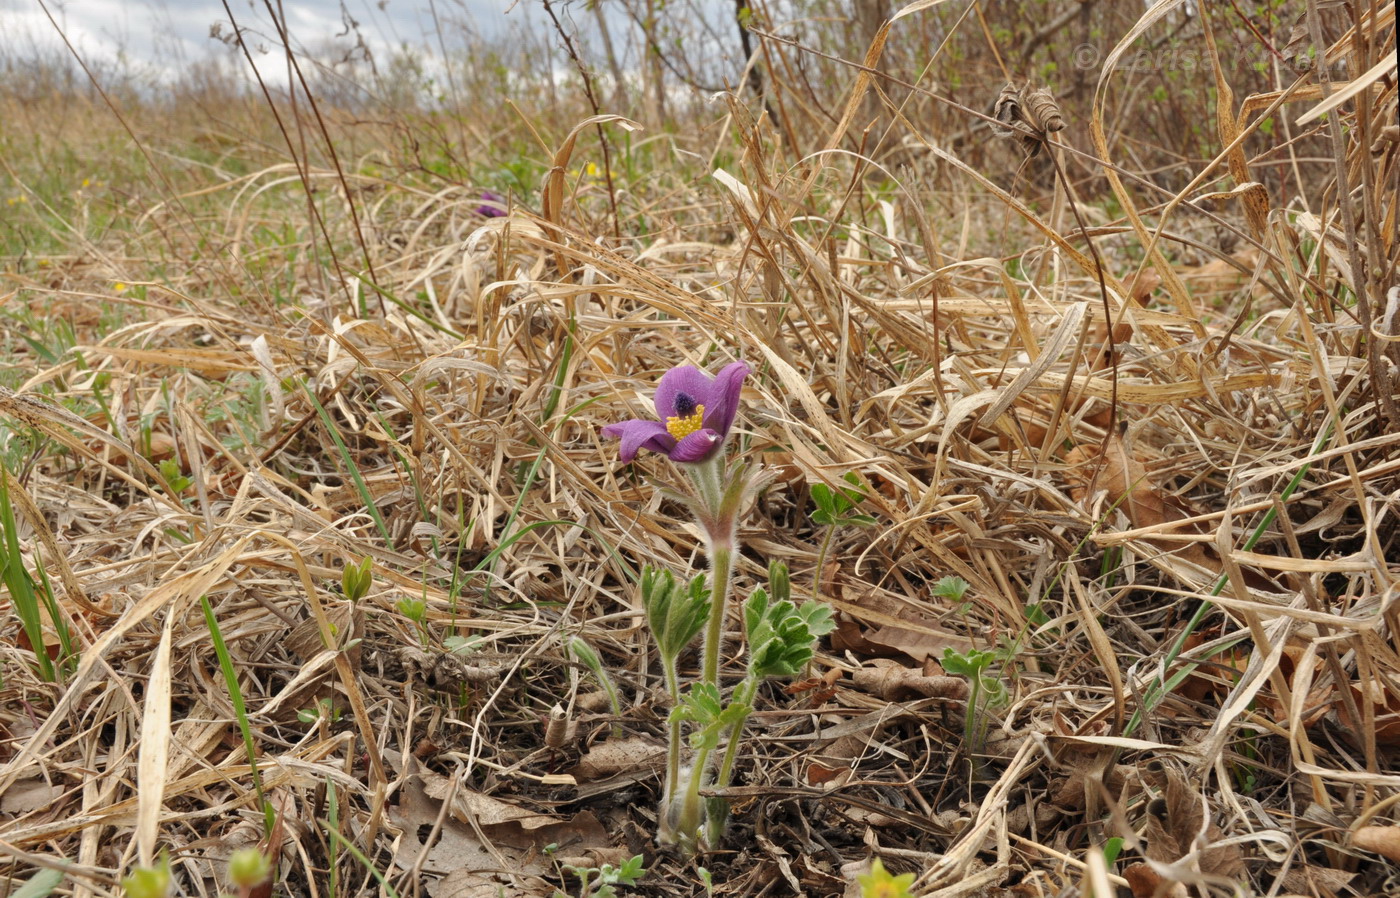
left=0, top=0, right=552, bottom=83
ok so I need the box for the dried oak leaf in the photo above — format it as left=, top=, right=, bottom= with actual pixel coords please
left=1064, top=435, right=1214, bottom=571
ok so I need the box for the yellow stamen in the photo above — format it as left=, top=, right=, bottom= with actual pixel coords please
left=665, top=404, right=705, bottom=440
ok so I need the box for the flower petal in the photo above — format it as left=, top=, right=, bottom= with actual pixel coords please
left=670, top=429, right=723, bottom=463
left=697, top=360, right=751, bottom=438
left=653, top=365, right=715, bottom=420
left=602, top=419, right=676, bottom=463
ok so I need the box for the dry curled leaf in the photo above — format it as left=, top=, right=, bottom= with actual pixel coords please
left=1064, top=434, right=1215, bottom=571
left=1123, top=862, right=1187, bottom=898
left=1353, top=825, right=1400, bottom=863
left=990, top=82, right=1064, bottom=156
left=1022, top=86, right=1065, bottom=133
left=991, top=83, right=1023, bottom=138
left=851, top=658, right=969, bottom=702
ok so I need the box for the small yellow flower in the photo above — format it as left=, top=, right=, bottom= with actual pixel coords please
left=82, top=178, right=90, bottom=188
left=857, top=859, right=916, bottom=898
left=114, top=282, right=128, bottom=293
left=585, top=161, right=600, bottom=177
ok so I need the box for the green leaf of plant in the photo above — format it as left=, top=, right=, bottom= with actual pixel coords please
left=940, top=647, right=980, bottom=678
left=642, top=566, right=710, bottom=662
left=932, top=575, right=971, bottom=601
left=810, top=483, right=837, bottom=516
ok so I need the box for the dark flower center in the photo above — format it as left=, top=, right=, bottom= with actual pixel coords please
left=674, top=392, right=698, bottom=417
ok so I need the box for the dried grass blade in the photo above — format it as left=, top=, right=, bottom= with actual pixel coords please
left=0, top=535, right=253, bottom=793
left=1295, top=51, right=1399, bottom=125
left=135, top=612, right=175, bottom=867
left=1068, top=570, right=1123, bottom=738
left=977, top=302, right=1087, bottom=428
left=890, top=0, right=957, bottom=21
left=0, top=385, right=167, bottom=499
left=1199, top=7, right=1268, bottom=238
left=1089, top=0, right=1206, bottom=343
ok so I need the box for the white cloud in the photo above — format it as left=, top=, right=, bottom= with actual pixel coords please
left=1, top=0, right=526, bottom=85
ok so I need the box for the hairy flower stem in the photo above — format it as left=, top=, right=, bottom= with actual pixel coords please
left=711, top=678, right=757, bottom=794
left=670, top=539, right=733, bottom=848
left=687, top=456, right=737, bottom=687
left=660, top=658, right=683, bottom=842
left=700, top=545, right=734, bottom=685
left=674, top=742, right=713, bottom=853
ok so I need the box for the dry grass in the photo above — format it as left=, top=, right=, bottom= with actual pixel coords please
left=1, top=1, right=1398, bottom=896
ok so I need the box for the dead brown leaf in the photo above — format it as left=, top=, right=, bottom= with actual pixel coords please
left=0, top=778, right=65, bottom=816
left=830, top=583, right=974, bottom=662
left=569, top=736, right=666, bottom=782
left=432, top=870, right=528, bottom=898
left=1277, top=863, right=1355, bottom=894
left=851, top=658, right=970, bottom=702
left=1123, top=861, right=1187, bottom=898
left=390, top=760, right=613, bottom=894
left=1353, top=824, right=1400, bottom=863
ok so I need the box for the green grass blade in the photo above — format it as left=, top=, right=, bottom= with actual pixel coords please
left=199, top=593, right=270, bottom=827
left=0, top=468, right=56, bottom=683
left=302, top=382, right=392, bottom=544
left=10, top=866, right=65, bottom=898
left=324, top=823, right=400, bottom=898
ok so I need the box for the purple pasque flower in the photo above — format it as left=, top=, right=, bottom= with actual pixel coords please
left=602, top=361, right=751, bottom=464
left=475, top=190, right=506, bottom=217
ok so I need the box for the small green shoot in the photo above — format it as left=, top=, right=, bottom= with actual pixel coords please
left=397, top=596, right=429, bottom=646
left=121, top=852, right=171, bottom=898
left=931, top=575, right=970, bottom=600
left=810, top=472, right=877, bottom=528
left=697, top=866, right=714, bottom=898
left=199, top=595, right=272, bottom=832
left=0, top=467, right=63, bottom=682
left=552, top=854, right=646, bottom=898
left=567, top=637, right=623, bottom=727
left=297, top=697, right=343, bottom=726
left=227, top=847, right=273, bottom=897
left=810, top=472, right=877, bottom=603
left=445, top=634, right=482, bottom=655
left=326, top=775, right=341, bottom=898
left=157, top=458, right=193, bottom=495
left=302, top=382, right=392, bottom=544
left=341, top=555, right=374, bottom=602
left=322, top=823, right=399, bottom=898
left=932, top=575, right=971, bottom=613
left=10, top=867, right=64, bottom=898
left=941, top=646, right=1011, bottom=770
